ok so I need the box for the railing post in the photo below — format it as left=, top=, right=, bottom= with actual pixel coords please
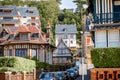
left=5, top=71, right=12, bottom=80
left=22, top=71, right=26, bottom=80
left=33, top=68, right=36, bottom=80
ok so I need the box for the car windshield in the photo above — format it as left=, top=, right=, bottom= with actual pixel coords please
left=41, top=73, right=53, bottom=78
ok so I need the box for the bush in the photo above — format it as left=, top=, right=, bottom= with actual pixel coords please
left=36, top=61, right=51, bottom=70
left=91, top=48, right=120, bottom=68
left=0, top=57, right=36, bottom=72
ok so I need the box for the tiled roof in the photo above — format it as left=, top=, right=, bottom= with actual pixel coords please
left=28, top=26, right=39, bottom=33
left=55, top=24, right=77, bottom=33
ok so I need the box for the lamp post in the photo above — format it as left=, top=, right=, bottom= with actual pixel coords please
left=79, top=3, right=88, bottom=80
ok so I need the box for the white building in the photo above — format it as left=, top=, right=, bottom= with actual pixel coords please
left=55, top=24, right=77, bottom=50
left=0, top=6, right=40, bottom=27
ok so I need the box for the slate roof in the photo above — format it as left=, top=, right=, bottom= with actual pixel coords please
left=18, top=7, right=39, bottom=17
left=0, top=6, right=39, bottom=17
left=0, top=6, right=18, bottom=17
left=55, top=24, right=77, bottom=33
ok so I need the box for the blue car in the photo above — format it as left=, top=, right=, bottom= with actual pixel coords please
left=55, top=72, right=63, bottom=80
left=66, top=69, right=76, bottom=79
left=39, top=72, right=56, bottom=80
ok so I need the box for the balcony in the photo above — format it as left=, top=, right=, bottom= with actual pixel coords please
left=94, top=12, right=120, bottom=24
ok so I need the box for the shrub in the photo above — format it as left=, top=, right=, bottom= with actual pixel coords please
left=91, top=48, right=120, bottom=68
left=0, top=57, right=35, bottom=72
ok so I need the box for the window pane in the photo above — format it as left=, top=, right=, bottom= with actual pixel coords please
left=21, top=34, right=28, bottom=39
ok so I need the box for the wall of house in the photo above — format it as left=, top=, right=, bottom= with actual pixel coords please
left=55, top=33, right=76, bottom=48
left=94, top=30, right=120, bottom=48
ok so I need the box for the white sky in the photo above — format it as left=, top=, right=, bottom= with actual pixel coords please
left=59, top=0, right=77, bottom=10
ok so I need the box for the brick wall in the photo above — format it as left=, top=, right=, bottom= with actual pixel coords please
left=91, top=68, right=120, bottom=80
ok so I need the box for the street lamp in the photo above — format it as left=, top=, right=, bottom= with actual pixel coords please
left=79, top=3, right=88, bottom=80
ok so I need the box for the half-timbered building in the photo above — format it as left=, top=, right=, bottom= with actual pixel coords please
left=0, top=26, right=55, bottom=64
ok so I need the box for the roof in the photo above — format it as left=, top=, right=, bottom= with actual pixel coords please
left=18, top=7, right=39, bottom=17
left=55, top=24, right=77, bottom=33
left=0, top=6, right=18, bottom=17
left=0, top=6, right=39, bottom=17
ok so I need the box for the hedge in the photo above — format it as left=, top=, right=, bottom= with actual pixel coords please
left=91, top=48, right=120, bottom=68
left=0, top=57, right=36, bottom=72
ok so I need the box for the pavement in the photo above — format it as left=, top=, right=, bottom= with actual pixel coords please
left=76, top=70, right=90, bottom=80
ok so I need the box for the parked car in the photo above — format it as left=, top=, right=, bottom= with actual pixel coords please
left=65, top=69, right=76, bottom=79
left=70, top=67, right=79, bottom=77
left=39, top=72, right=56, bottom=80
left=55, top=72, right=64, bottom=80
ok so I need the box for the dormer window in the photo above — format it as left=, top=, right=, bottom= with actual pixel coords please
left=9, top=34, right=14, bottom=39
left=26, top=10, right=33, bottom=13
left=4, top=9, right=12, bottom=13
left=21, top=33, right=28, bottom=40
left=29, top=10, right=33, bottom=13
left=2, top=31, right=6, bottom=37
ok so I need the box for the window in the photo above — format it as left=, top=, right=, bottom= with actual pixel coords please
left=32, top=49, right=37, bottom=59
left=9, top=34, right=14, bottom=39
left=9, top=49, right=12, bottom=56
left=64, top=34, right=67, bottom=39
left=2, top=31, right=6, bottom=37
left=4, top=10, right=12, bottom=13
left=70, top=34, right=74, bottom=38
left=65, top=41, right=67, bottom=44
left=15, top=49, right=27, bottom=57
left=2, top=24, right=5, bottom=27
left=3, top=17, right=13, bottom=20
left=31, top=17, right=35, bottom=20
left=0, top=46, right=3, bottom=56
left=33, top=33, right=39, bottom=38
left=70, top=40, right=73, bottom=44
left=31, top=23, right=35, bottom=25
left=21, top=34, right=28, bottom=39
left=0, top=9, right=3, bottom=12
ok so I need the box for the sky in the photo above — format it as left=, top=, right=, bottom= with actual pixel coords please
left=59, top=0, right=77, bottom=10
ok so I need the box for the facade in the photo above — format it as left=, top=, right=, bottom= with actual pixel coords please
left=0, top=25, right=55, bottom=64
left=55, top=24, right=77, bottom=50
left=86, top=0, right=120, bottom=48
left=53, top=39, right=72, bottom=64
left=0, top=6, right=40, bottom=27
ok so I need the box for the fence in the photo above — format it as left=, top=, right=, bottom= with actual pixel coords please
left=91, top=68, right=120, bottom=80
left=0, top=69, right=36, bottom=80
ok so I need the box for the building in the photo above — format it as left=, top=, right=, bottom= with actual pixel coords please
left=53, top=39, right=72, bottom=64
left=0, top=6, right=40, bottom=27
left=0, top=25, right=55, bottom=64
left=55, top=24, right=77, bottom=50
left=85, top=0, right=120, bottom=48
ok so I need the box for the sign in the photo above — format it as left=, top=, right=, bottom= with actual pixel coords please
left=79, top=63, right=87, bottom=75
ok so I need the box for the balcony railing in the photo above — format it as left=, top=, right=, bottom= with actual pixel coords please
left=94, top=12, right=120, bottom=24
